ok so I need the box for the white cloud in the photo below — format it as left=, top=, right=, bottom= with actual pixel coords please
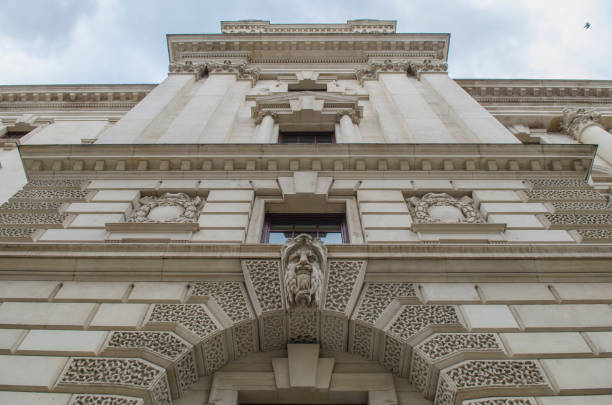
left=0, top=0, right=609, bottom=84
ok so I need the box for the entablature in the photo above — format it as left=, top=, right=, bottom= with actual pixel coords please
left=18, top=143, right=595, bottom=178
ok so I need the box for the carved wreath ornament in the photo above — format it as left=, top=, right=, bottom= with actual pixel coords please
left=281, top=234, right=327, bottom=310
left=408, top=193, right=485, bottom=224
left=128, top=193, right=202, bottom=223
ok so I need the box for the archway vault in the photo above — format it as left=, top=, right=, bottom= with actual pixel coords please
left=56, top=259, right=554, bottom=405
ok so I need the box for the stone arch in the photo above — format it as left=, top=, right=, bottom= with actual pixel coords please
left=60, top=266, right=553, bottom=405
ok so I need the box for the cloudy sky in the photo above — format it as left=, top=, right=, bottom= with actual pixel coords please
left=0, top=0, right=609, bottom=85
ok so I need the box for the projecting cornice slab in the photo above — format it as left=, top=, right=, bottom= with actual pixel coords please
left=17, top=143, right=596, bottom=179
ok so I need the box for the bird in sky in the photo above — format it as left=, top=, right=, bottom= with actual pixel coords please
left=584, top=22, right=591, bottom=29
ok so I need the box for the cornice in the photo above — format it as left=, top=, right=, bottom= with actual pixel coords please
left=17, top=143, right=596, bottom=178
left=220, top=20, right=398, bottom=35
left=1, top=242, right=612, bottom=281
left=0, top=84, right=156, bottom=111
left=167, top=33, right=450, bottom=66
left=456, top=79, right=612, bottom=106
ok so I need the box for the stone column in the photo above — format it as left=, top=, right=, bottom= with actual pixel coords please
left=338, top=113, right=358, bottom=143
left=562, top=108, right=612, bottom=166
left=255, top=113, right=277, bottom=143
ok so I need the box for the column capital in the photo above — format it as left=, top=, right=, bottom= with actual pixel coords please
left=168, top=61, right=207, bottom=77
left=254, top=111, right=279, bottom=125
left=356, top=59, right=409, bottom=85
left=561, top=107, right=603, bottom=141
left=169, top=60, right=260, bottom=85
left=335, top=111, right=360, bottom=125
left=407, top=59, right=448, bottom=79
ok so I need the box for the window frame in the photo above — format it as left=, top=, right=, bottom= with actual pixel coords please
left=260, top=213, right=349, bottom=244
left=278, top=131, right=336, bottom=144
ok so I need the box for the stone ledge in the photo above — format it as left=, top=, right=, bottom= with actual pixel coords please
left=106, top=223, right=200, bottom=233
left=411, top=223, right=506, bottom=234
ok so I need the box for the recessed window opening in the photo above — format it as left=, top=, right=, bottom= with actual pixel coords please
left=261, top=213, right=348, bottom=244
left=0, top=130, right=30, bottom=139
left=278, top=131, right=335, bottom=144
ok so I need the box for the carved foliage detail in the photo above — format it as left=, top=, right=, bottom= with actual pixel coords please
left=355, top=282, right=416, bottom=325
left=462, top=399, right=536, bottom=405
left=243, top=260, right=283, bottom=312
left=191, top=281, right=253, bottom=323
left=417, top=333, right=501, bottom=361
left=69, top=395, right=144, bottom=405
left=561, top=107, right=602, bottom=140
left=106, top=331, right=190, bottom=361
left=321, top=315, right=346, bottom=352
left=388, top=305, right=462, bottom=342
left=324, top=260, right=363, bottom=314
left=128, top=193, right=202, bottom=223
left=147, top=304, right=219, bottom=339
left=408, top=193, right=485, bottom=224
left=262, top=313, right=285, bottom=351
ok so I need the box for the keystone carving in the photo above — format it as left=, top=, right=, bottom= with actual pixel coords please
left=128, top=193, right=202, bottom=223
left=281, top=234, right=327, bottom=310
left=561, top=107, right=602, bottom=141
left=408, top=193, right=485, bottom=224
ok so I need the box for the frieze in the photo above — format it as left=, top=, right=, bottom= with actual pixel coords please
left=0, top=213, right=68, bottom=227
left=10, top=188, right=91, bottom=201
left=550, top=201, right=612, bottom=213
left=524, top=189, right=605, bottom=202
left=0, top=227, right=37, bottom=240
left=544, top=213, right=612, bottom=228
left=575, top=228, right=612, bottom=242
left=0, top=200, right=64, bottom=213
left=525, top=178, right=590, bottom=189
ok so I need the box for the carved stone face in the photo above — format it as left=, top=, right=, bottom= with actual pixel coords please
left=281, top=234, right=326, bottom=310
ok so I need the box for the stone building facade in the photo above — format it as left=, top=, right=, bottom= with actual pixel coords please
left=1, top=19, right=612, bottom=405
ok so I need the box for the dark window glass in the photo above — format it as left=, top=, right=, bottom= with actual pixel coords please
left=278, top=131, right=335, bottom=144
left=0, top=131, right=30, bottom=139
left=262, top=214, right=348, bottom=244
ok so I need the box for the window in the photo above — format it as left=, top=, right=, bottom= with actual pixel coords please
left=0, top=131, right=30, bottom=140
left=278, top=131, right=335, bottom=144
left=261, top=214, right=348, bottom=244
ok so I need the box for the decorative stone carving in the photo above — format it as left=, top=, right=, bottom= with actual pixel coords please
left=351, top=322, right=374, bottom=360
left=356, top=59, right=409, bottom=83
left=408, top=59, right=448, bottom=79
left=103, top=330, right=197, bottom=396
left=576, top=228, right=612, bottom=241
left=59, top=358, right=171, bottom=405
left=354, top=282, right=416, bottom=325
left=190, top=281, right=253, bottom=324
left=288, top=309, right=319, bottom=343
left=462, top=398, right=536, bottom=405
left=25, top=179, right=88, bottom=189
left=551, top=201, right=612, bottom=212
left=242, top=260, right=283, bottom=312
left=387, top=305, right=463, bottom=342
left=253, top=111, right=279, bottom=126
left=411, top=333, right=504, bottom=399
left=261, top=313, right=286, bottom=351
left=324, top=260, right=365, bottom=314
left=382, top=335, right=404, bottom=375
left=203, top=60, right=260, bottom=84
left=408, top=193, right=485, bottom=224
left=0, top=227, right=37, bottom=240
left=168, top=61, right=206, bottom=75
left=525, top=178, right=590, bottom=189
left=11, top=188, right=90, bottom=201
left=544, top=213, right=612, bottom=227
left=128, top=193, right=202, bottom=223
left=69, top=394, right=144, bottom=405
left=145, top=304, right=220, bottom=340
left=561, top=107, right=602, bottom=140
left=321, top=314, right=346, bottom=352
left=524, top=189, right=605, bottom=202
left=281, top=234, right=327, bottom=310
left=232, top=321, right=258, bottom=358
left=435, top=360, right=550, bottom=405
left=0, top=200, right=63, bottom=212
left=0, top=213, right=67, bottom=226
left=202, top=333, right=228, bottom=375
